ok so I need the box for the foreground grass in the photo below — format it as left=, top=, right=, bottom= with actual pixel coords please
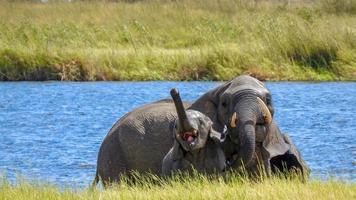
left=0, top=0, right=355, bottom=81
left=1, top=175, right=355, bottom=200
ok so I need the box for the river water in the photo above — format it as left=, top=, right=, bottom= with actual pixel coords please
left=0, top=82, right=355, bottom=187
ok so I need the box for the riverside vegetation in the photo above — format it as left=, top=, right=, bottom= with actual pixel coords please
left=1, top=174, right=356, bottom=200
left=0, top=0, right=355, bottom=81
left=1, top=1, right=355, bottom=198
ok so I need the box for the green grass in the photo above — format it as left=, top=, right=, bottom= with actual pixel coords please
left=1, top=175, right=355, bottom=200
left=0, top=0, right=355, bottom=81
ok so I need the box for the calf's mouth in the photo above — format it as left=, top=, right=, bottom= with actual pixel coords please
left=181, top=129, right=198, bottom=145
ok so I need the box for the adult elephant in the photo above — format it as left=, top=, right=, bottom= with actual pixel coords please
left=94, top=99, right=191, bottom=186
left=94, top=75, right=308, bottom=186
left=189, top=75, right=309, bottom=175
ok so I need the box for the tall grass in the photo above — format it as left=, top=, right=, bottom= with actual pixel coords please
left=0, top=0, right=355, bottom=81
left=1, top=175, right=355, bottom=200
left=319, top=0, right=356, bottom=14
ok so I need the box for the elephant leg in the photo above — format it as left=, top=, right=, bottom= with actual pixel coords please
left=96, top=137, right=128, bottom=187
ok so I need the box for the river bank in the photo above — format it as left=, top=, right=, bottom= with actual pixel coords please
left=0, top=1, right=355, bottom=81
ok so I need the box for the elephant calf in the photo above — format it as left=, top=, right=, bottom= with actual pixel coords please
left=162, top=89, right=226, bottom=176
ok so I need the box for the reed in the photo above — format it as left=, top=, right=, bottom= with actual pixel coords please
left=1, top=174, right=355, bottom=200
left=0, top=0, right=355, bottom=81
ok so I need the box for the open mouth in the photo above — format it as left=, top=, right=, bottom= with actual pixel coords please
left=181, top=130, right=198, bottom=145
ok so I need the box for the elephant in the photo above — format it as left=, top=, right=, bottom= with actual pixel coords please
left=188, top=75, right=309, bottom=176
left=162, top=89, right=225, bottom=176
left=93, top=98, right=191, bottom=186
left=93, top=75, right=309, bottom=186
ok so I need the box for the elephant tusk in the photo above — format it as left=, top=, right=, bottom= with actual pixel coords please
left=230, top=112, right=237, bottom=128
left=257, top=97, right=272, bottom=124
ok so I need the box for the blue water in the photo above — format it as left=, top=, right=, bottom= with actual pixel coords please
left=0, top=82, right=355, bottom=188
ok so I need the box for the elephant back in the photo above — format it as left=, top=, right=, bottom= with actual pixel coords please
left=102, top=99, right=191, bottom=175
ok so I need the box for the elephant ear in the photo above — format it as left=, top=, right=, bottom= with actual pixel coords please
left=170, top=120, right=179, bottom=139
left=189, top=81, right=232, bottom=132
left=170, top=120, right=185, bottom=161
left=280, top=133, right=310, bottom=175
left=262, top=121, right=290, bottom=158
left=171, top=140, right=185, bottom=161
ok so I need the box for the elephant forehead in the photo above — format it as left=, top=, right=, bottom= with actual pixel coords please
left=225, top=85, right=269, bottom=97
left=186, top=110, right=207, bottom=126
left=231, top=75, right=265, bottom=87
left=186, top=110, right=204, bottom=120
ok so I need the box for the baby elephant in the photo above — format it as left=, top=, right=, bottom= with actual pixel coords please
left=162, top=88, right=226, bottom=176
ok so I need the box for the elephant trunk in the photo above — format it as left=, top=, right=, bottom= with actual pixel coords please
left=236, top=122, right=256, bottom=168
left=229, top=94, right=272, bottom=168
left=170, top=88, right=193, bottom=132
left=230, top=95, right=260, bottom=168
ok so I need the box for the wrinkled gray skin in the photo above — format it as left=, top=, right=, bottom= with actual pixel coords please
left=94, top=75, right=309, bottom=186
left=162, top=89, right=225, bottom=176
left=94, top=99, right=191, bottom=186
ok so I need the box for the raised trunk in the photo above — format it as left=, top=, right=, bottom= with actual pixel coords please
left=170, top=88, right=193, bottom=132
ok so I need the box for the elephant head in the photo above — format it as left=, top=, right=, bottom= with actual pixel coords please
left=170, top=88, right=222, bottom=152
left=189, top=75, right=274, bottom=167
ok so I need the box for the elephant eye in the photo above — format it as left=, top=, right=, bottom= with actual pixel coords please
left=221, top=101, right=227, bottom=108
left=266, top=95, right=272, bottom=104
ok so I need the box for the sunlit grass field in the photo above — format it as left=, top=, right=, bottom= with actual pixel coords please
left=1, top=175, right=355, bottom=200
left=0, top=0, right=355, bottom=81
